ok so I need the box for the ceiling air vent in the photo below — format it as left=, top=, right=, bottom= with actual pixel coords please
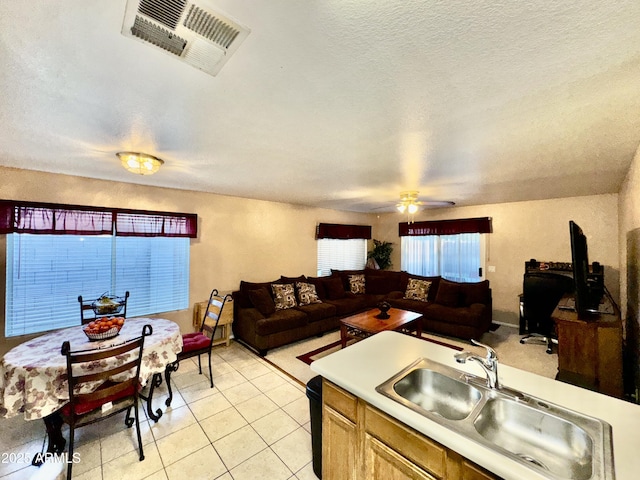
left=121, top=0, right=250, bottom=76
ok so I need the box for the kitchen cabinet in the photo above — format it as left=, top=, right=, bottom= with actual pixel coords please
left=552, top=297, right=623, bottom=397
left=322, top=379, right=499, bottom=480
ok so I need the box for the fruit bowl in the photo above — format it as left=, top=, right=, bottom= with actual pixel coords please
left=83, top=317, right=125, bottom=341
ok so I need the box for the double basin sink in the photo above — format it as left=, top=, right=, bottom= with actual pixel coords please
left=376, top=358, right=614, bottom=480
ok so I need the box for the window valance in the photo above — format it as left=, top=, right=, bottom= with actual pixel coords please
left=399, top=217, right=492, bottom=237
left=0, top=200, right=198, bottom=238
left=316, top=223, right=372, bottom=240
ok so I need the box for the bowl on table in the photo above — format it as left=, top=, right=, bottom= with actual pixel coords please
left=83, top=317, right=125, bottom=341
left=91, top=296, right=126, bottom=316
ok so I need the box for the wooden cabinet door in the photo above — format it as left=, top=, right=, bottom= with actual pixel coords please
left=323, top=405, right=358, bottom=480
left=461, top=459, right=500, bottom=480
left=364, top=433, right=437, bottom=480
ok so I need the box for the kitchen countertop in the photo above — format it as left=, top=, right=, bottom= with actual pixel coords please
left=311, top=331, right=640, bottom=480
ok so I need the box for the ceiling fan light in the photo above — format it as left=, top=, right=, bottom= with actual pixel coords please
left=397, top=204, right=407, bottom=213
left=407, top=203, right=419, bottom=214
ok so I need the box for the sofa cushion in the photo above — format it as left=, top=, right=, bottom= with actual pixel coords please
left=348, top=274, right=366, bottom=294
left=434, top=279, right=462, bottom=307
left=460, top=280, right=490, bottom=306
left=306, top=276, right=327, bottom=300
left=280, top=275, right=307, bottom=284
left=323, top=276, right=347, bottom=299
left=255, top=309, right=308, bottom=336
left=241, top=280, right=277, bottom=293
left=324, top=294, right=369, bottom=316
left=387, top=297, right=431, bottom=314
left=248, top=287, right=276, bottom=317
left=296, top=282, right=322, bottom=306
left=367, top=270, right=402, bottom=293
left=365, top=274, right=389, bottom=295
left=271, top=283, right=297, bottom=310
left=423, top=303, right=487, bottom=328
left=296, top=302, right=337, bottom=322
left=404, top=278, right=432, bottom=302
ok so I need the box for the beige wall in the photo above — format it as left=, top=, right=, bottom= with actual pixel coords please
left=619, top=144, right=640, bottom=316
left=618, top=142, right=640, bottom=393
left=0, top=166, right=370, bottom=354
left=0, top=164, right=625, bottom=354
left=373, top=194, right=620, bottom=326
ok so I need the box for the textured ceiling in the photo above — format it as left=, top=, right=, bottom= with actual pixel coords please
left=1, top=1, right=639, bottom=212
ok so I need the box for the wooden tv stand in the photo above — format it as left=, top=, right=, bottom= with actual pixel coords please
left=552, top=295, right=623, bottom=398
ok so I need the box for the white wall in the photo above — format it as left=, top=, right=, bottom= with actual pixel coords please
left=373, top=194, right=620, bottom=326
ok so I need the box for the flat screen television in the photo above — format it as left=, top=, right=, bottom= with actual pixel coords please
left=569, top=220, right=603, bottom=316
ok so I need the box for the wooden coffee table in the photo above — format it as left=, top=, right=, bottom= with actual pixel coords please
left=339, top=308, right=423, bottom=348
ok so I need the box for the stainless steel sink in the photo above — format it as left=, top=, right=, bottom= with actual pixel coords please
left=393, top=368, right=482, bottom=420
left=376, top=358, right=614, bottom=480
left=474, top=397, right=595, bottom=480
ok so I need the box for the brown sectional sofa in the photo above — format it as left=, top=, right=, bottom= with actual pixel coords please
left=231, top=269, right=492, bottom=356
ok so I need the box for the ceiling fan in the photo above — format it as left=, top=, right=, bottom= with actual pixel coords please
left=395, top=191, right=455, bottom=214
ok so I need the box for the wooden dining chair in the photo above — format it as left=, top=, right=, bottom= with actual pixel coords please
left=78, top=291, right=130, bottom=325
left=165, top=289, right=229, bottom=405
left=60, top=324, right=152, bottom=480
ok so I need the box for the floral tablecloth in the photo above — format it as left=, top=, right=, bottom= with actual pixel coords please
left=0, top=318, right=182, bottom=420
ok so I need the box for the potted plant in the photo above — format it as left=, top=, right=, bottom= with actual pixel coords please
left=368, top=239, right=393, bottom=270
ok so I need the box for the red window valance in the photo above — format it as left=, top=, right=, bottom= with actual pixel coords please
left=316, top=223, right=372, bottom=240
left=399, top=217, right=492, bottom=236
left=0, top=200, right=198, bottom=238
left=115, top=210, right=198, bottom=237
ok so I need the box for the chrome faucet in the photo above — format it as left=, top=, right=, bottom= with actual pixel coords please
left=454, top=339, right=500, bottom=389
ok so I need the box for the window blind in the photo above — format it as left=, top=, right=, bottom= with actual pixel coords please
left=6, top=234, right=113, bottom=336
left=317, top=238, right=367, bottom=277
left=5, top=234, right=190, bottom=337
left=115, top=237, right=189, bottom=316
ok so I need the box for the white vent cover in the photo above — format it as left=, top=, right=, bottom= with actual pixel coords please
left=121, top=0, right=250, bottom=76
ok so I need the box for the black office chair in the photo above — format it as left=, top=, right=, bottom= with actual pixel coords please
left=520, top=272, right=574, bottom=353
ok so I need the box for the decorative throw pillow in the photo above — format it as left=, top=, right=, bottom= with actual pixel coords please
left=247, top=287, right=276, bottom=316
left=296, top=282, right=322, bottom=306
left=404, top=279, right=432, bottom=302
left=271, top=283, right=297, bottom=310
left=348, top=274, right=365, bottom=294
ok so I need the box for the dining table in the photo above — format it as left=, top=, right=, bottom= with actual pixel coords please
left=0, top=318, right=182, bottom=458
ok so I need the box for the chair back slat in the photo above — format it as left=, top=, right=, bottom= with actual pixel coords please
left=71, top=358, right=140, bottom=385
left=75, top=377, right=136, bottom=405
left=62, top=324, right=152, bottom=415
left=199, top=289, right=230, bottom=338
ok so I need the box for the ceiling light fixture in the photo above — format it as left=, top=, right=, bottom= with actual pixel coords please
left=117, top=152, right=164, bottom=175
left=396, top=191, right=420, bottom=213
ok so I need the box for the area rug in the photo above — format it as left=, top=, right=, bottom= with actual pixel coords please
left=296, top=334, right=463, bottom=365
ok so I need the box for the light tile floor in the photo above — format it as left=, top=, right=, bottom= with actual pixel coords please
left=0, top=342, right=318, bottom=480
